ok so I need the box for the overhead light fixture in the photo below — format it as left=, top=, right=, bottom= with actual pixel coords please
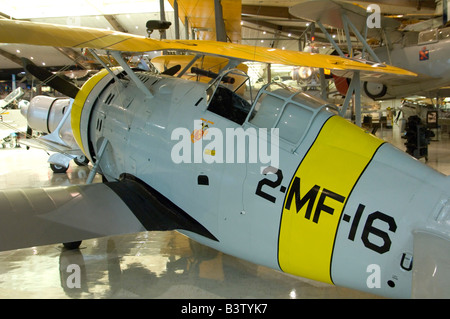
left=298, top=66, right=314, bottom=79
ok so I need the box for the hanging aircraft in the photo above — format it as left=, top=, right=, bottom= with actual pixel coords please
left=289, top=0, right=450, bottom=100
left=0, top=87, right=24, bottom=109
left=0, top=18, right=449, bottom=299
left=0, top=87, right=27, bottom=148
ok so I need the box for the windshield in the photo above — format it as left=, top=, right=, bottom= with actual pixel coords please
left=205, top=69, right=254, bottom=125
left=206, top=68, right=253, bottom=106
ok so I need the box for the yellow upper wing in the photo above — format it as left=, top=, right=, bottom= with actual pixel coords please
left=0, top=19, right=416, bottom=77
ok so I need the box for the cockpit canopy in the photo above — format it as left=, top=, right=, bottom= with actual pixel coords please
left=205, top=68, right=337, bottom=148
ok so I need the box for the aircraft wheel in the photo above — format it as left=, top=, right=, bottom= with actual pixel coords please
left=63, top=241, right=82, bottom=250
left=50, top=163, right=68, bottom=173
left=363, top=81, right=387, bottom=99
left=74, top=156, right=89, bottom=166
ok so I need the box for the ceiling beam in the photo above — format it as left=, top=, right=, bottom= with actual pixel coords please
left=0, top=48, right=22, bottom=66
left=241, top=17, right=304, bottom=36
left=241, top=5, right=302, bottom=20
left=241, top=19, right=333, bottom=45
left=241, top=4, right=312, bottom=40
left=241, top=19, right=340, bottom=44
left=104, top=14, right=128, bottom=33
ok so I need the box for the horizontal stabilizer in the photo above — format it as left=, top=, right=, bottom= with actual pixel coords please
left=0, top=176, right=216, bottom=252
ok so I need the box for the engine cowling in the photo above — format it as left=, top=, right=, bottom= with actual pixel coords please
left=21, top=95, right=71, bottom=134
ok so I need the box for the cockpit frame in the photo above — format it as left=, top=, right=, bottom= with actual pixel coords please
left=244, top=82, right=337, bottom=153
left=205, top=68, right=254, bottom=125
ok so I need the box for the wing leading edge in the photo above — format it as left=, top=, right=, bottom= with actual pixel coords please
left=0, top=175, right=216, bottom=252
left=0, top=19, right=416, bottom=77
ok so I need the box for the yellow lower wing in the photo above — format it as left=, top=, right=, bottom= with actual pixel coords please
left=0, top=19, right=416, bottom=77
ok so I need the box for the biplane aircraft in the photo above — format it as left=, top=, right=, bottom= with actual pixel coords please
left=289, top=0, right=450, bottom=100
left=0, top=16, right=449, bottom=299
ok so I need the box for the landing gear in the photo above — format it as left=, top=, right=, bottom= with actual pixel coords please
left=63, top=241, right=82, bottom=250
left=50, top=163, right=68, bottom=173
left=74, top=156, right=89, bottom=166
left=50, top=156, right=90, bottom=173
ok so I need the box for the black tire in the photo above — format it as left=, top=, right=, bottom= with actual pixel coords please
left=363, top=81, right=387, bottom=100
left=74, top=156, right=89, bottom=166
left=63, top=241, right=82, bottom=250
left=50, top=163, right=68, bottom=173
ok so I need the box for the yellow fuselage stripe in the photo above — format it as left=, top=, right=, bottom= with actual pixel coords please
left=278, top=115, right=384, bottom=284
left=71, top=69, right=110, bottom=155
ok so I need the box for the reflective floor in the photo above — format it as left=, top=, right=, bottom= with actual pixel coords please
left=0, top=124, right=449, bottom=299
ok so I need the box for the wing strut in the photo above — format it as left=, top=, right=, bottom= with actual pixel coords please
left=109, top=50, right=153, bottom=98
left=339, top=71, right=362, bottom=126
left=88, top=49, right=125, bottom=88
left=341, top=12, right=382, bottom=63
left=316, top=21, right=346, bottom=58
left=177, top=54, right=201, bottom=78
left=88, top=49, right=153, bottom=98
left=87, top=137, right=109, bottom=184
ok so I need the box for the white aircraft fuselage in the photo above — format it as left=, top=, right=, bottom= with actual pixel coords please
left=67, top=67, right=450, bottom=298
